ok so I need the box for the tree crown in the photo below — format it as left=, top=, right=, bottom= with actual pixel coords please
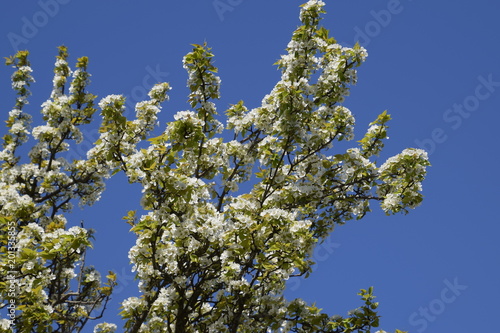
left=0, top=1, right=427, bottom=332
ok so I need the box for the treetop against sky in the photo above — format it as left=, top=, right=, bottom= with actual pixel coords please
left=0, top=1, right=430, bottom=332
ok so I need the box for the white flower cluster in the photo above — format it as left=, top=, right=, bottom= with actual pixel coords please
left=51, top=58, right=71, bottom=98
left=300, top=0, right=325, bottom=13
left=379, top=148, right=428, bottom=174
left=0, top=319, right=11, bottom=330
left=377, top=148, right=429, bottom=213
left=148, top=82, right=171, bottom=102
left=1, top=56, right=34, bottom=164
left=0, top=48, right=127, bottom=331
left=97, top=94, right=123, bottom=110
left=93, top=322, right=117, bottom=333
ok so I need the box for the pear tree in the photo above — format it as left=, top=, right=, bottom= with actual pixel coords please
left=0, top=1, right=428, bottom=332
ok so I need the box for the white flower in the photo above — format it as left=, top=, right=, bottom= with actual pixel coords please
left=54, top=59, right=67, bottom=67
left=32, top=125, right=57, bottom=139
left=367, top=124, right=380, bottom=134
left=18, top=65, right=33, bottom=74
left=85, top=270, right=100, bottom=283
left=122, top=297, right=144, bottom=312
left=173, top=110, right=196, bottom=121
left=62, top=268, right=77, bottom=279
left=98, top=95, right=123, bottom=110
left=93, top=323, right=117, bottom=333
left=381, top=193, right=400, bottom=212
left=0, top=319, right=12, bottom=330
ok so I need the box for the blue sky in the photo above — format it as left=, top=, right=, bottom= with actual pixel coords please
left=1, top=1, right=499, bottom=332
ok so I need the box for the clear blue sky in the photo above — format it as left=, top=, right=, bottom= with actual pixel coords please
left=1, top=1, right=499, bottom=332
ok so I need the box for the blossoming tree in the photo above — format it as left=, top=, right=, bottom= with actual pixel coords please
left=0, top=1, right=428, bottom=332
